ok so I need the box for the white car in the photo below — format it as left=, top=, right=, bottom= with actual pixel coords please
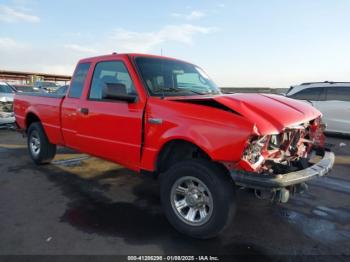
left=0, top=81, right=15, bottom=103
left=286, top=82, right=350, bottom=135
left=0, top=81, right=15, bottom=126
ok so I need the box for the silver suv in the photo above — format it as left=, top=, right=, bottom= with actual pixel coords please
left=286, top=81, right=350, bottom=135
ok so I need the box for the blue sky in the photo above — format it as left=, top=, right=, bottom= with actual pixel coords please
left=0, top=0, right=349, bottom=88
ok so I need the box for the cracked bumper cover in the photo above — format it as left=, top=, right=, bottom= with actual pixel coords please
left=230, top=150, right=335, bottom=190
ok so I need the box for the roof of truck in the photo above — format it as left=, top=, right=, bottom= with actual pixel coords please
left=79, top=53, right=189, bottom=64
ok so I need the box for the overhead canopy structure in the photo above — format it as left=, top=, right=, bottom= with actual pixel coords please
left=0, top=70, right=71, bottom=83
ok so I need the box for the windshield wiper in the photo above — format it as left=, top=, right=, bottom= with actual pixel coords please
left=185, top=89, right=211, bottom=95
left=154, top=87, right=184, bottom=94
left=154, top=87, right=214, bottom=96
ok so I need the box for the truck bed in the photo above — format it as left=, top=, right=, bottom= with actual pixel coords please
left=14, top=92, right=65, bottom=145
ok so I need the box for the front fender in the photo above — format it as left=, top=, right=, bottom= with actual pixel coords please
left=140, top=97, right=255, bottom=171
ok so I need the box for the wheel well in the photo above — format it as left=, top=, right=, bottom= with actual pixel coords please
left=26, top=113, right=40, bottom=131
left=156, top=140, right=211, bottom=174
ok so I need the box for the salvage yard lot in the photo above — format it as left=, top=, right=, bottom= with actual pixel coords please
left=0, top=130, right=349, bottom=257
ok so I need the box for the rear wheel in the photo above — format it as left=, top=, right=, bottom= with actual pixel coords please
left=160, top=160, right=236, bottom=239
left=27, top=122, right=56, bottom=165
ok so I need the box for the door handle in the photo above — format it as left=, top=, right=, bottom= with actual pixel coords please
left=78, top=108, right=89, bottom=115
left=148, top=118, right=163, bottom=124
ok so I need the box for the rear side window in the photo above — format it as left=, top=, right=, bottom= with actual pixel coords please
left=326, top=86, right=350, bottom=102
left=68, top=63, right=90, bottom=98
left=290, top=87, right=325, bottom=101
left=89, top=61, right=136, bottom=100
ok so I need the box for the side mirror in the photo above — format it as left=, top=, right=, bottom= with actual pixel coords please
left=102, top=83, right=137, bottom=103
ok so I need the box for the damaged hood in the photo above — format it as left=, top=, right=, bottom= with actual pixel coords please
left=171, top=93, right=322, bottom=135
left=216, top=94, right=321, bottom=134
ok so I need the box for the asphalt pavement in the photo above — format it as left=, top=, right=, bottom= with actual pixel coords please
left=0, top=130, right=349, bottom=259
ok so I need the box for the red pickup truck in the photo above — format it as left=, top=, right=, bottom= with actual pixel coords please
left=14, top=53, right=335, bottom=238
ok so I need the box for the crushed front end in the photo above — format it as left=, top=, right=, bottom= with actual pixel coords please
left=231, top=117, right=335, bottom=203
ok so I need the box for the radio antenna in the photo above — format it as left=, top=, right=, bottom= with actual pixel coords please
left=161, top=51, right=165, bottom=99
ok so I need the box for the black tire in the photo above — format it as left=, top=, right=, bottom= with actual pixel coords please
left=160, top=159, right=236, bottom=239
left=27, top=122, right=56, bottom=165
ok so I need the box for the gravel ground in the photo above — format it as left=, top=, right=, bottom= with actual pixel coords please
left=0, top=130, right=349, bottom=260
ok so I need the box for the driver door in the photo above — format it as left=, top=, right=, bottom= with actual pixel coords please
left=77, top=58, right=144, bottom=171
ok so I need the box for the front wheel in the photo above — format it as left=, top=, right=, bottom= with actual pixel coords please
left=27, top=122, right=56, bottom=165
left=160, top=160, right=236, bottom=239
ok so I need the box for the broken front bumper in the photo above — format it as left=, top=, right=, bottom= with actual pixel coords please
left=230, top=150, right=335, bottom=190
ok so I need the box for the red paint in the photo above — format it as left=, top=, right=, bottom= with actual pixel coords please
left=14, top=53, right=324, bottom=173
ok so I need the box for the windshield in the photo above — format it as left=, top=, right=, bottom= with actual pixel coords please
left=135, top=57, right=221, bottom=96
left=0, top=84, right=14, bottom=93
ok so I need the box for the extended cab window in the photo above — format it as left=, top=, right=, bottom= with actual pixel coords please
left=326, top=86, right=350, bottom=102
left=89, top=61, right=136, bottom=100
left=290, top=87, right=325, bottom=101
left=68, top=63, right=90, bottom=98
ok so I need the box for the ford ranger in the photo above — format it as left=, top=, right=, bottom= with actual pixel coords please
left=14, top=53, right=335, bottom=239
